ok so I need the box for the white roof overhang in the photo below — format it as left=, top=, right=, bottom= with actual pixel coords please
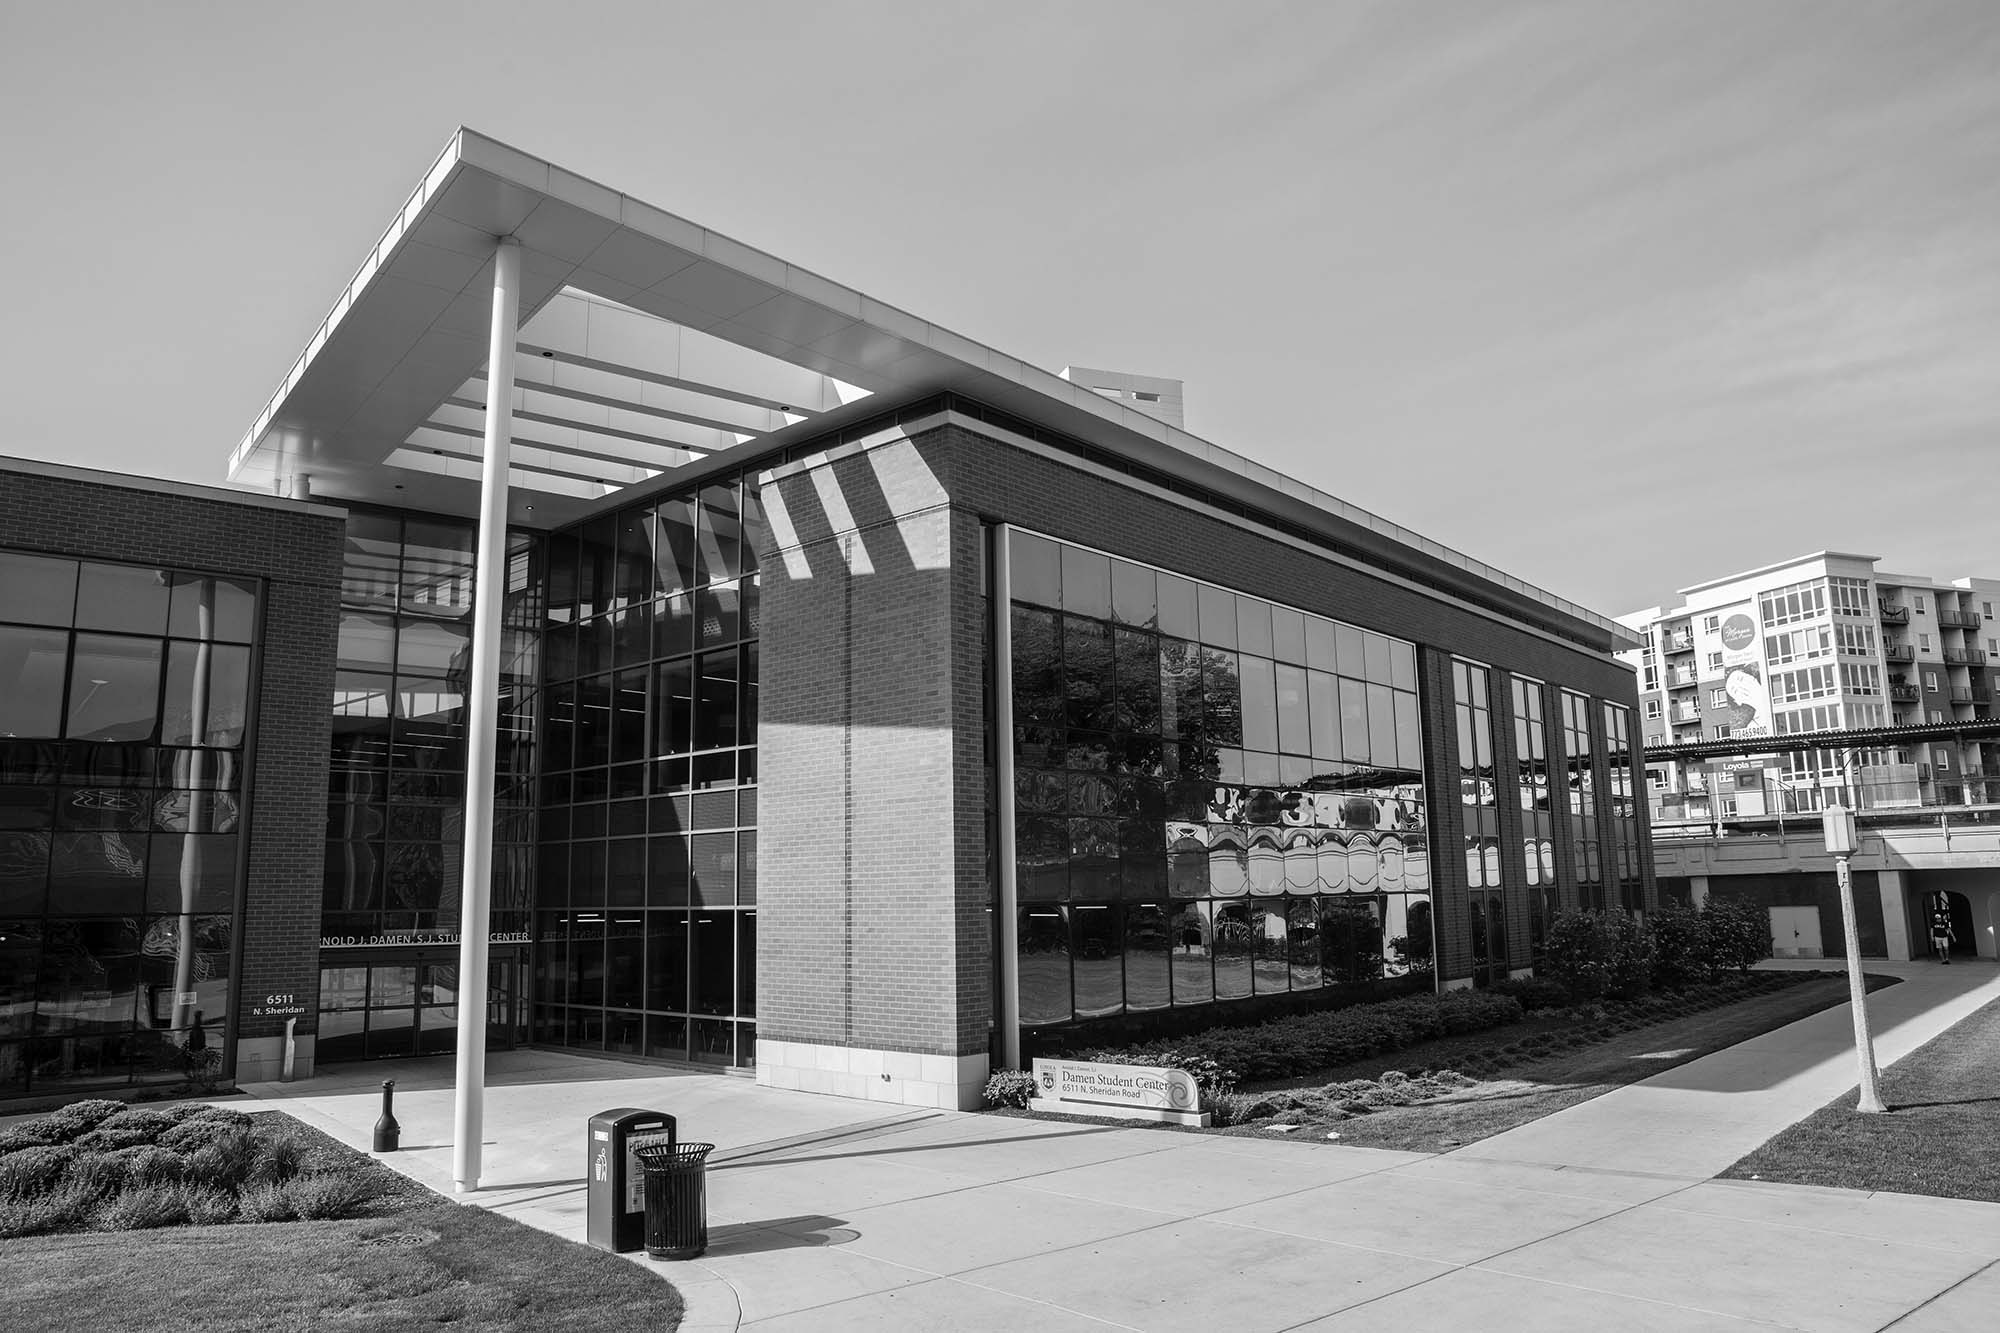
left=231, top=128, right=1636, bottom=651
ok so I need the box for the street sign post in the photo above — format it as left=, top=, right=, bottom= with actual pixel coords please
left=1821, top=804, right=1885, bottom=1114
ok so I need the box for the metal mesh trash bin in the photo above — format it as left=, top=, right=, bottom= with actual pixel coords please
left=635, top=1140, right=715, bottom=1260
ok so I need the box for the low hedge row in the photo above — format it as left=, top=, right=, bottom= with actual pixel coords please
left=1081, top=988, right=1525, bottom=1089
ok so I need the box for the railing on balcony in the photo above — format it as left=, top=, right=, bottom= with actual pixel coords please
left=1666, top=669, right=1699, bottom=689
left=1945, top=648, right=1987, bottom=666
left=1938, top=610, right=1981, bottom=629
left=1879, top=602, right=1909, bottom=624
left=1669, top=706, right=1701, bottom=724
left=1950, top=687, right=1976, bottom=703
left=1890, top=682, right=1920, bottom=702
left=1662, top=635, right=1694, bottom=654
left=1884, top=644, right=1915, bottom=663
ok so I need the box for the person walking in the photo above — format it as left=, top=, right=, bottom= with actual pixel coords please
left=1929, top=901, right=1956, bottom=964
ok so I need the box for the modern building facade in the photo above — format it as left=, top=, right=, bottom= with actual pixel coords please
left=0, top=129, right=1649, bottom=1110
left=1619, top=553, right=2000, bottom=823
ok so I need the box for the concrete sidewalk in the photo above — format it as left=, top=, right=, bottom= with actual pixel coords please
left=241, top=962, right=2000, bottom=1331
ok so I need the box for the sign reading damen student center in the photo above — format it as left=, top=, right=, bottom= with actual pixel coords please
left=1030, top=1059, right=1209, bottom=1126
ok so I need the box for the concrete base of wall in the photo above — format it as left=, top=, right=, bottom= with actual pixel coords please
left=756, top=1039, right=987, bottom=1111
left=235, top=1033, right=314, bottom=1085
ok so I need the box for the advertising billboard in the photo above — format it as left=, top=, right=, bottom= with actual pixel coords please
left=1711, top=609, right=1772, bottom=738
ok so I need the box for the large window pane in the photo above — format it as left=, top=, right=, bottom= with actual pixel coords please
left=0, top=627, right=68, bottom=738
left=1212, top=902, right=1253, bottom=999
left=1122, top=903, right=1170, bottom=1012
left=646, top=910, right=688, bottom=1011
left=1059, top=546, right=1111, bottom=620
left=1250, top=902, right=1289, bottom=995
left=1071, top=903, right=1122, bottom=1019
left=0, top=552, right=78, bottom=626
left=167, top=574, right=257, bottom=643
left=693, top=653, right=738, bottom=751
left=1339, top=677, right=1370, bottom=762
left=1170, top=902, right=1213, bottom=1004
left=75, top=563, right=170, bottom=635
left=1009, top=531, right=1062, bottom=608
left=1062, top=617, right=1114, bottom=733
left=399, top=523, right=475, bottom=619
left=1238, top=655, right=1278, bottom=754
left=1011, top=608, right=1063, bottom=728
left=67, top=635, right=163, bottom=743
left=691, top=910, right=733, bottom=1014
left=1018, top=907, right=1071, bottom=1025
left=698, top=484, right=744, bottom=586
left=1110, top=560, right=1157, bottom=628
left=35, top=919, right=141, bottom=1034
left=162, top=643, right=251, bottom=747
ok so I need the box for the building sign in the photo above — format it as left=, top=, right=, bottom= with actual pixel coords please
left=1029, top=1058, right=1209, bottom=1127
left=1714, top=610, right=1773, bottom=738
left=320, top=929, right=530, bottom=949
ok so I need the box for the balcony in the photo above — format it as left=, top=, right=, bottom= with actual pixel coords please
left=1879, top=602, right=1909, bottom=625
left=1890, top=682, right=1920, bottom=703
left=1944, top=648, right=1987, bottom=666
left=1884, top=644, right=1915, bottom=663
left=1665, top=668, right=1700, bottom=689
left=1662, top=634, right=1694, bottom=654
left=1669, top=706, right=1702, bottom=725
left=1939, top=609, right=1981, bottom=629
left=1950, top=687, right=1976, bottom=703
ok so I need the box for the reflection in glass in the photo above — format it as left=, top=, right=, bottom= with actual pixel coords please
left=1212, top=902, right=1253, bottom=999
left=75, top=563, right=170, bottom=635
left=0, top=626, right=68, bottom=738
left=0, top=552, right=79, bottom=626
left=1018, top=907, right=1070, bottom=1025
left=1070, top=904, right=1122, bottom=1018
left=67, top=635, right=163, bottom=742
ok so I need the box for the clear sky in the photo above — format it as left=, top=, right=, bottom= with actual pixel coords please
left=4, top=1, right=1997, bottom=617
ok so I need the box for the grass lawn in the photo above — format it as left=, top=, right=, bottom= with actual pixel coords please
left=0, top=1115, right=685, bottom=1333
left=1224, top=972, right=1898, bottom=1153
left=1719, top=994, right=2000, bottom=1203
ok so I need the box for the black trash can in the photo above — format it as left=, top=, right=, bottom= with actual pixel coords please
left=635, top=1139, right=715, bottom=1260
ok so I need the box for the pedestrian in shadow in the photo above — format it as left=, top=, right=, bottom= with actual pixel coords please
left=1929, top=904, right=1956, bottom=964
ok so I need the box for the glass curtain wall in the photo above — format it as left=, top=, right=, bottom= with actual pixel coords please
left=1561, top=690, right=1605, bottom=911
left=320, top=514, right=538, bottom=1060
left=534, top=473, right=762, bottom=1068
left=0, top=550, right=253, bottom=1098
left=1454, top=662, right=1505, bottom=984
left=1006, top=530, right=1433, bottom=1050
left=1603, top=703, right=1644, bottom=912
left=1511, top=677, right=1555, bottom=956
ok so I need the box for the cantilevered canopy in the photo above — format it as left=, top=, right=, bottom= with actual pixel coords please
left=232, top=128, right=1635, bottom=649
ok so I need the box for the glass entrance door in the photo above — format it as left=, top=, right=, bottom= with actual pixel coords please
left=316, top=948, right=524, bottom=1062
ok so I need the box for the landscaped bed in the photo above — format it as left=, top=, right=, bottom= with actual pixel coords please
left=0, top=1103, right=684, bottom=1333
left=989, top=904, right=1902, bottom=1154
left=1720, top=993, right=2000, bottom=1203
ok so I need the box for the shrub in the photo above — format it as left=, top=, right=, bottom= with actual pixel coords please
left=0, top=1124, right=61, bottom=1154
left=1604, top=910, right=1654, bottom=1000
left=1490, top=976, right=1571, bottom=1010
left=47, top=1100, right=127, bottom=1138
left=161, top=1117, right=242, bottom=1154
left=982, top=1068, right=1038, bottom=1110
left=1084, top=989, right=1524, bottom=1086
left=95, top=1183, right=189, bottom=1231
left=236, top=1181, right=298, bottom=1223
left=1543, top=910, right=1610, bottom=999
left=1703, top=897, right=1770, bottom=972
left=0, top=1145, right=77, bottom=1197
left=188, top=1105, right=253, bottom=1129
left=179, top=1183, right=238, bottom=1225
left=105, top=1145, right=186, bottom=1189
left=249, top=1130, right=308, bottom=1186
left=72, top=1126, right=162, bottom=1153
left=96, top=1108, right=175, bottom=1142
left=158, top=1102, right=211, bottom=1124
left=0, top=1179, right=99, bottom=1238
left=1649, top=900, right=1713, bottom=990
left=283, top=1172, right=384, bottom=1220
left=1149, top=1052, right=1240, bottom=1102
left=182, top=1129, right=259, bottom=1193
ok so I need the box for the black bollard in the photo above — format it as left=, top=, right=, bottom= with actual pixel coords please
left=373, top=1079, right=401, bottom=1152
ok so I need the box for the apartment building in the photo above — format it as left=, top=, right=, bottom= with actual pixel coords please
left=1618, top=553, right=2000, bottom=820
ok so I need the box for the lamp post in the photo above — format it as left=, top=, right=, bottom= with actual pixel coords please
left=1821, top=803, right=1885, bottom=1114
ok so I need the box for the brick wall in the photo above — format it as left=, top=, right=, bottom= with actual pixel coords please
left=0, top=465, right=343, bottom=1055
left=749, top=414, right=1648, bottom=1055
left=755, top=439, right=990, bottom=1058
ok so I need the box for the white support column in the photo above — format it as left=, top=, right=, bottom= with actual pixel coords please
left=1877, top=868, right=1913, bottom=961
left=991, top=525, right=1021, bottom=1071
left=453, top=237, right=521, bottom=1193
left=1688, top=874, right=1710, bottom=909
